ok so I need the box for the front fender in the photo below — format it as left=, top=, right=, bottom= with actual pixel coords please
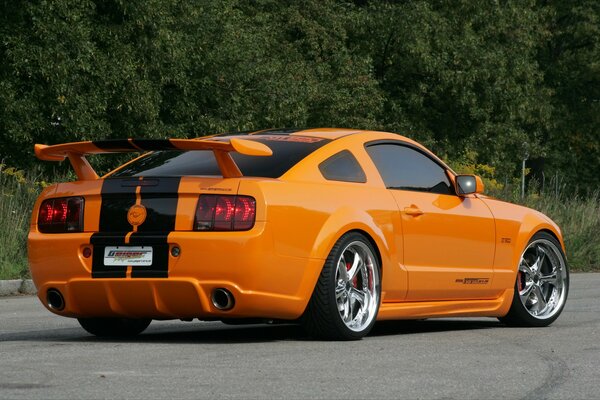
left=513, top=212, right=565, bottom=272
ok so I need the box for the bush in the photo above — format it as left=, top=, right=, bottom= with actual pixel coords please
left=0, top=165, right=47, bottom=279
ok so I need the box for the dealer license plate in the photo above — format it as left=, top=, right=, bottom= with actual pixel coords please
left=104, top=246, right=153, bottom=266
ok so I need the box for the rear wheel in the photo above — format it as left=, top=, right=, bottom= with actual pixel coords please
left=302, top=232, right=381, bottom=340
left=500, top=231, right=569, bottom=327
left=77, top=317, right=151, bottom=337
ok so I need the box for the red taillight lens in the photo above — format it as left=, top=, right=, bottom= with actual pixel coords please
left=233, top=196, right=256, bottom=230
left=214, top=196, right=236, bottom=230
left=53, top=198, right=68, bottom=224
left=38, top=197, right=84, bottom=233
left=194, top=195, right=256, bottom=231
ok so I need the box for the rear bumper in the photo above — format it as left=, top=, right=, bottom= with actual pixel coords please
left=35, top=277, right=319, bottom=320
left=28, top=222, right=324, bottom=320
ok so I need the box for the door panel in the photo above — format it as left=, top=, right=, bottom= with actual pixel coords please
left=365, top=141, right=497, bottom=301
left=390, top=191, right=496, bottom=300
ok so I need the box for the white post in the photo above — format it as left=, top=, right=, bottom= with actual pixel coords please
left=521, top=143, right=529, bottom=199
left=521, top=158, right=526, bottom=198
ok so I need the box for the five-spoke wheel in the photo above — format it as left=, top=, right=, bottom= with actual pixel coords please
left=500, top=231, right=569, bottom=327
left=334, top=240, right=380, bottom=332
left=302, top=232, right=381, bottom=340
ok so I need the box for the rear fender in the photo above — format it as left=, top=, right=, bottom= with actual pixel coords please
left=310, top=206, right=387, bottom=260
left=309, top=206, right=408, bottom=301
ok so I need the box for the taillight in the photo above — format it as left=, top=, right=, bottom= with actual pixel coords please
left=38, top=197, right=84, bottom=233
left=194, top=195, right=256, bottom=231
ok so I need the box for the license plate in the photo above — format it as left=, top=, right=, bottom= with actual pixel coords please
left=104, top=246, right=153, bottom=266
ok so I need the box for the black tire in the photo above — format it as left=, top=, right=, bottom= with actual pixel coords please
left=301, top=232, right=381, bottom=340
left=499, top=231, right=569, bottom=327
left=77, top=317, right=152, bottom=338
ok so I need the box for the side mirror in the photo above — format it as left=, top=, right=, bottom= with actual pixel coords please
left=456, top=175, right=484, bottom=195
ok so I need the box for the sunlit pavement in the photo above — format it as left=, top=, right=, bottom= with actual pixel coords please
left=1, top=273, right=598, bottom=399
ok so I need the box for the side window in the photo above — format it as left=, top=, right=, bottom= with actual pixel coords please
left=366, top=143, right=453, bottom=195
left=319, top=150, right=367, bottom=183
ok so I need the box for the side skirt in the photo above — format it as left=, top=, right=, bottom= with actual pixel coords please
left=376, top=289, right=513, bottom=320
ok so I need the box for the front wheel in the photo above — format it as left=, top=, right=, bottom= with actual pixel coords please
left=499, top=231, right=569, bottom=327
left=77, top=317, right=151, bottom=338
left=301, top=232, right=381, bottom=340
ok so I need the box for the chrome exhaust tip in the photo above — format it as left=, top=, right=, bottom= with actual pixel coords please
left=47, top=288, right=65, bottom=311
left=211, top=288, right=235, bottom=311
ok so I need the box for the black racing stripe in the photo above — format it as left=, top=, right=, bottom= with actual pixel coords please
left=91, top=178, right=136, bottom=278
left=130, top=139, right=177, bottom=151
left=90, top=232, right=128, bottom=278
left=90, top=177, right=180, bottom=279
left=253, top=128, right=303, bottom=135
left=130, top=177, right=181, bottom=278
left=211, top=130, right=259, bottom=137
left=92, top=139, right=136, bottom=150
left=129, top=234, right=170, bottom=278
left=98, top=179, right=137, bottom=232
left=136, top=177, right=180, bottom=233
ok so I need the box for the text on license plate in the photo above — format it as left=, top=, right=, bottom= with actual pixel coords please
left=104, top=246, right=153, bottom=266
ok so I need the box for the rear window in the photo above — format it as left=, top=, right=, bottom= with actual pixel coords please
left=319, top=150, right=366, bottom=183
left=110, top=136, right=329, bottom=178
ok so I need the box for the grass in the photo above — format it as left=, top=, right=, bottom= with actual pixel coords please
left=528, top=193, right=600, bottom=271
left=0, top=166, right=598, bottom=279
left=0, top=165, right=45, bottom=279
left=495, top=182, right=600, bottom=272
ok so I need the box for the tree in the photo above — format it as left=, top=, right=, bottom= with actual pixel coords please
left=347, top=0, right=553, bottom=179
left=539, top=0, right=600, bottom=192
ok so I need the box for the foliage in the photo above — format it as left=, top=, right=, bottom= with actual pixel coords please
left=0, top=1, right=598, bottom=190
left=449, top=150, right=503, bottom=193
left=0, top=165, right=46, bottom=279
left=348, top=0, right=553, bottom=178
left=538, top=0, right=600, bottom=193
left=0, top=1, right=598, bottom=276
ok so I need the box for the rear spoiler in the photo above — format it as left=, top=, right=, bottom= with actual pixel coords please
left=34, top=138, right=272, bottom=180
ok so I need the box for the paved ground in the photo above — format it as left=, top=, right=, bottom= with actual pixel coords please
left=0, top=274, right=598, bottom=400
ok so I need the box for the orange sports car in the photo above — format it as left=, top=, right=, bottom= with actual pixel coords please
left=28, top=128, right=569, bottom=340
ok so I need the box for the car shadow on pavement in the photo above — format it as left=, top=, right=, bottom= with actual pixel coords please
left=89, top=318, right=502, bottom=344
left=0, top=318, right=503, bottom=344
left=369, top=318, right=502, bottom=337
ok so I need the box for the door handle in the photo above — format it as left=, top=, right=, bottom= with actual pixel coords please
left=403, top=206, right=424, bottom=216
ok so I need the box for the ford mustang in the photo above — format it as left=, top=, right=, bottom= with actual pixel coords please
left=28, top=128, right=569, bottom=340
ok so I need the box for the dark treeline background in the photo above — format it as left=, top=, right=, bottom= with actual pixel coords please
left=0, top=0, right=598, bottom=190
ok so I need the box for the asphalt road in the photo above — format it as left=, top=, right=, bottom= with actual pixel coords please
left=1, top=274, right=598, bottom=400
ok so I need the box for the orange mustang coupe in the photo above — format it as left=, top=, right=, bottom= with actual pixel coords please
left=28, top=128, right=569, bottom=340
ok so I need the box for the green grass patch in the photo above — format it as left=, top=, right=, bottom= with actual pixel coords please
left=0, top=165, right=46, bottom=279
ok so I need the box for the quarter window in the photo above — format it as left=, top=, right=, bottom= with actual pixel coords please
left=319, top=150, right=366, bottom=183
left=366, top=143, right=452, bottom=195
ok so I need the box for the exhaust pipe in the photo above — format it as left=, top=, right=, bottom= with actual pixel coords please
left=47, top=289, right=65, bottom=311
left=211, top=288, right=235, bottom=311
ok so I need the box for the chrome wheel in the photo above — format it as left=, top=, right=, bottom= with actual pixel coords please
left=334, top=241, right=380, bottom=332
left=517, top=238, right=568, bottom=320
left=302, top=232, right=381, bottom=340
